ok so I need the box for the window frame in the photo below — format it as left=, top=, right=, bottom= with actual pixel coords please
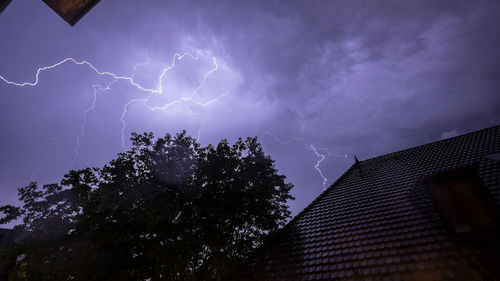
left=422, top=165, right=500, bottom=239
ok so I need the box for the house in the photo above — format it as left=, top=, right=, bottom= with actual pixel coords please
left=229, top=125, right=500, bottom=280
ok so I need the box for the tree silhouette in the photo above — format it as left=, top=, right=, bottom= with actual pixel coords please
left=0, top=131, right=294, bottom=280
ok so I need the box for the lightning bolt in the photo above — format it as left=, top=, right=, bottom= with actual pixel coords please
left=0, top=51, right=344, bottom=192
left=119, top=56, right=226, bottom=149
left=0, top=51, right=230, bottom=175
left=263, top=131, right=347, bottom=190
left=69, top=82, right=117, bottom=168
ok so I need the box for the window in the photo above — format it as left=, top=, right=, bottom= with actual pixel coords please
left=424, top=166, right=498, bottom=235
left=433, top=179, right=495, bottom=233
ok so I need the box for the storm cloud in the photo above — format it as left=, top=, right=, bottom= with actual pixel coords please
left=1, top=0, right=499, bottom=226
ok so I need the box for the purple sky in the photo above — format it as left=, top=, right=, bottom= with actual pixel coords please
left=1, top=0, right=500, bottom=227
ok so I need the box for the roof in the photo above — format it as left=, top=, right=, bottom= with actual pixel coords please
left=230, top=125, right=500, bottom=281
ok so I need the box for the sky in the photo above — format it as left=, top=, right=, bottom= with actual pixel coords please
left=1, top=0, right=499, bottom=227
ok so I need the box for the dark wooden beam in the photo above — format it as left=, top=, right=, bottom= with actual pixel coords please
left=0, top=0, right=11, bottom=14
left=42, top=0, right=101, bottom=26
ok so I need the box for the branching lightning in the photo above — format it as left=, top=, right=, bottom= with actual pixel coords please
left=263, top=131, right=347, bottom=190
left=70, top=82, right=115, bottom=168
left=1, top=52, right=347, bottom=192
left=117, top=55, right=226, bottom=149
left=0, top=51, right=229, bottom=169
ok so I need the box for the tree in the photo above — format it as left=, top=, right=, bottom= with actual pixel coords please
left=0, top=131, right=294, bottom=280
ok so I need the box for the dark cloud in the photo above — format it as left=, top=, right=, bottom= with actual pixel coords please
left=1, top=0, right=499, bottom=226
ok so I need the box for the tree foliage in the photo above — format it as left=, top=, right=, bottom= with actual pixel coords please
left=0, top=132, right=294, bottom=280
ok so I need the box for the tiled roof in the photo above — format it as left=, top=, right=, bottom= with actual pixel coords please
left=229, top=125, right=500, bottom=281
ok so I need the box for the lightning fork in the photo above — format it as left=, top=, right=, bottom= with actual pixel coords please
left=263, top=131, right=347, bottom=190
left=0, top=51, right=231, bottom=171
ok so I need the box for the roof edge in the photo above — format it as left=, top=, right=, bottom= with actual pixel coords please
left=282, top=160, right=359, bottom=231
left=243, top=160, right=359, bottom=266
